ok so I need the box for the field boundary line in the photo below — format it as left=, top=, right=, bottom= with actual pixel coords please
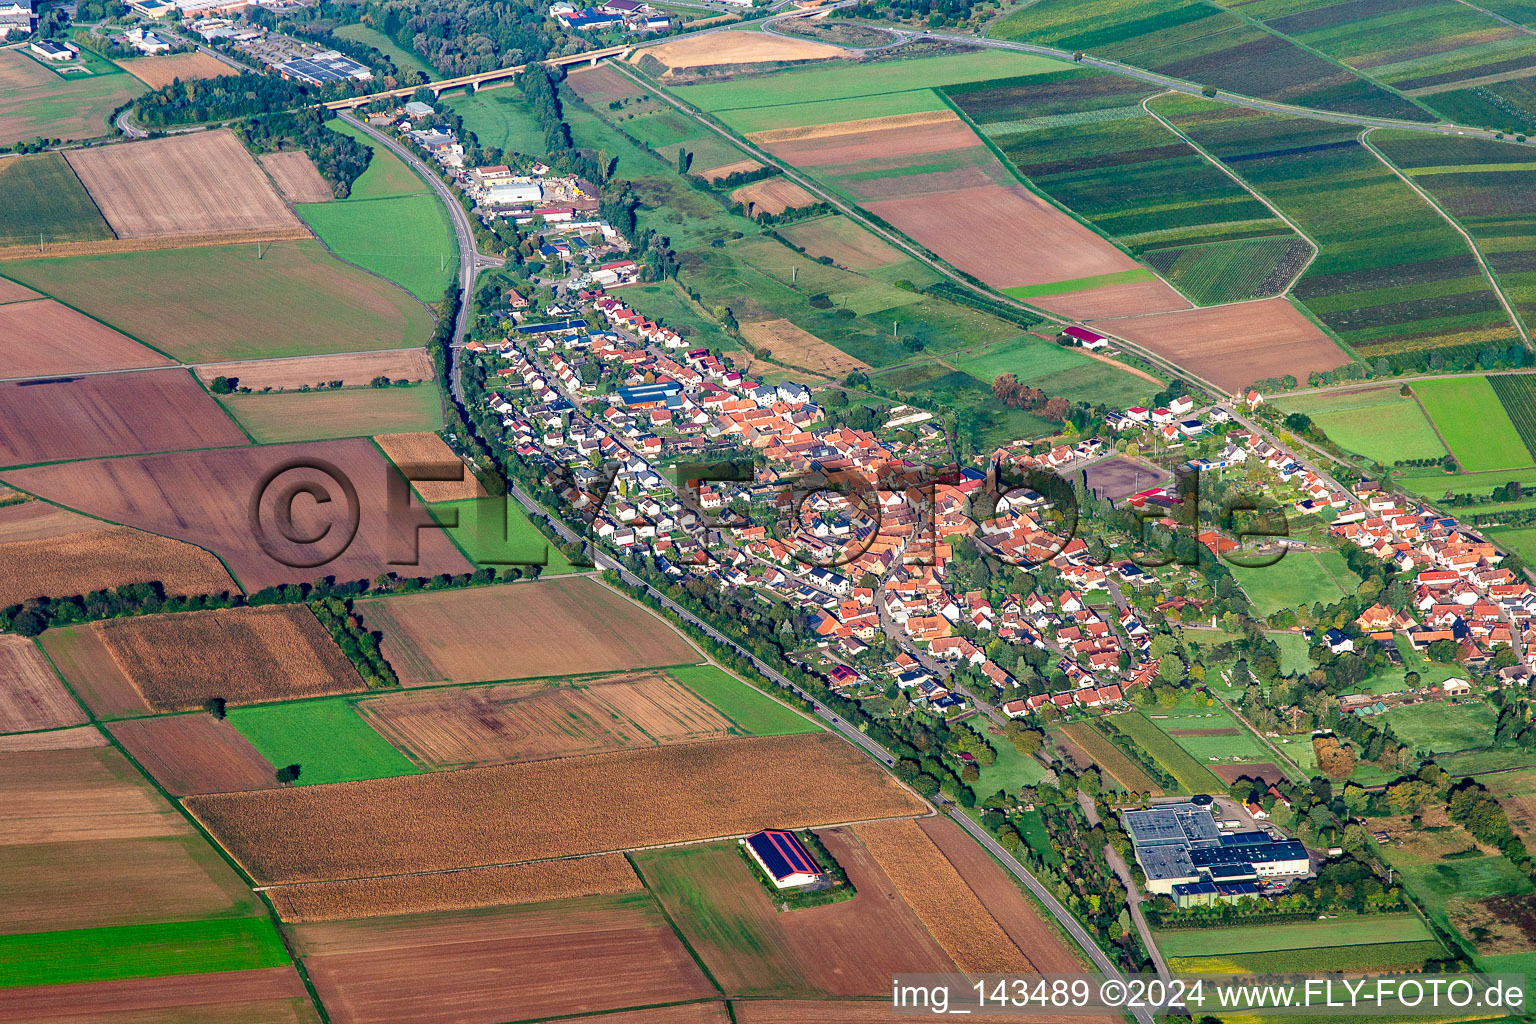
left=0, top=227, right=314, bottom=262
left=1360, top=127, right=1532, bottom=349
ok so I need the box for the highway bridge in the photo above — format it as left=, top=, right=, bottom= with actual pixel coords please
left=323, top=45, right=630, bottom=110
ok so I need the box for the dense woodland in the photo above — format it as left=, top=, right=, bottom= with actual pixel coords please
left=235, top=107, right=372, bottom=197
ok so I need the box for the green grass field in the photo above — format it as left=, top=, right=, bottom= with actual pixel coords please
left=1231, top=550, right=1354, bottom=617
left=427, top=496, right=579, bottom=574
left=1488, top=525, right=1536, bottom=566
left=0, top=47, right=145, bottom=147
left=1146, top=702, right=1271, bottom=763
left=1381, top=701, right=1495, bottom=756
left=0, top=918, right=288, bottom=988
left=1268, top=631, right=1313, bottom=676
left=219, top=384, right=441, bottom=443
left=1003, top=269, right=1157, bottom=299
left=447, top=87, right=548, bottom=156
left=0, top=152, right=112, bottom=247
left=1170, top=939, right=1445, bottom=975
left=3, top=243, right=433, bottom=363
left=1109, top=712, right=1226, bottom=793
left=331, top=23, right=437, bottom=81
left=1155, top=914, right=1432, bottom=957
left=325, top=118, right=430, bottom=200
left=1414, top=377, right=1532, bottom=473
left=1276, top=387, right=1448, bottom=465
left=228, top=698, right=422, bottom=785
left=668, top=664, right=822, bottom=736
left=297, top=193, right=456, bottom=302
left=976, top=734, right=1048, bottom=796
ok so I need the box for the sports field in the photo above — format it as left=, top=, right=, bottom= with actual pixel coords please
left=426, top=497, right=578, bottom=573
left=1276, top=387, right=1448, bottom=465
left=1231, top=550, right=1355, bottom=617
left=218, top=384, right=442, bottom=443
left=0, top=153, right=113, bottom=248
left=668, top=664, right=820, bottom=736
left=1414, top=377, right=1532, bottom=473
left=297, top=193, right=456, bottom=302
left=228, top=699, right=422, bottom=786
left=0, top=917, right=288, bottom=988
left=2, top=243, right=433, bottom=362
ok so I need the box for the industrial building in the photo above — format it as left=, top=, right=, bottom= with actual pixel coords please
left=274, top=49, right=372, bottom=85
left=1123, top=801, right=1310, bottom=907
left=743, top=829, right=823, bottom=889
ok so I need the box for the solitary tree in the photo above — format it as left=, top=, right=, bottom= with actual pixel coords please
left=275, top=763, right=302, bottom=785
left=202, top=697, right=226, bottom=720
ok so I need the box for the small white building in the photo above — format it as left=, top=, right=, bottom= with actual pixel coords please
left=31, top=38, right=78, bottom=60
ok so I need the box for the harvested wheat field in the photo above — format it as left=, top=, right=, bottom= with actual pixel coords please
left=755, top=111, right=976, bottom=160
left=96, top=605, right=364, bottom=712
left=855, top=818, right=1032, bottom=974
left=372, top=431, right=485, bottom=502
left=0, top=967, right=318, bottom=1024
left=635, top=30, right=844, bottom=72
left=0, top=523, right=236, bottom=613
left=186, top=733, right=926, bottom=884
left=65, top=130, right=307, bottom=241
left=260, top=151, right=334, bottom=204
left=3, top=439, right=473, bottom=591
left=358, top=577, right=695, bottom=686
left=698, top=158, right=762, bottom=181
left=0, top=368, right=248, bottom=468
left=636, top=827, right=955, bottom=998
left=118, top=52, right=238, bottom=90
left=108, top=715, right=278, bottom=796
left=1088, top=297, right=1346, bottom=393
left=777, top=215, right=903, bottom=271
left=732, top=179, right=817, bottom=217
left=356, top=671, right=735, bottom=767
left=566, top=65, right=646, bottom=105
left=0, top=746, right=190, bottom=846
left=196, top=349, right=432, bottom=392
left=39, top=624, right=151, bottom=718
left=0, top=635, right=84, bottom=734
left=0, top=726, right=105, bottom=752
left=1035, top=278, right=1192, bottom=320
left=289, top=893, right=715, bottom=1024
left=0, top=299, right=171, bottom=378
left=739, top=319, right=867, bottom=376
left=267, top=853, right=642, bottom=922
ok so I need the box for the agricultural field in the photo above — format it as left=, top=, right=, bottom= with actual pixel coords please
left=1483, top=768, right=1536, bottom=847
left=1056, top=721, right=1160, bottom=794
left=195, top=349, right=434, bottom=392
left=0, top=745, right=188, bottom=847
left=948, top=68, right=1310, bottom=305
left=324, top=119, right=427, bottom=200
left=0, top=727, right=103, bottom=752
left=1275, top=386, right=1449, bottom=465
left=427, top=496, right=578, bottom=572
left=1105, top=711, right=1227, bottom=793
left=0, top=298, right=170, bottom=378
left=288, top=893, right=715, bottom=1024
left=0, top=635, right=83, bottom=734
left=87, top=605, right=364, bottom=713
left=228, top=698, right=423, bottom=786
left=1090, top=297, right=1345, bottom=392
left=0, top=969, right=320, bottom=1024
left=1151, top=95, right=1519, bottom=366
left=296, top=192, right=456, bottom=302
left=1170, top=939, right=1447, bottom=974
left=2, top=243, right=434, bottom=363
left=1379, top=700, right=1495, bottom=757
left=447, top=86, right=549, bottom=157
left=633, top=829, right=955, bottom=997
left=668, top=664, right=821, bottom=736
left=0, top=153, right=112, bottom=249
left=0, top=918, right=289, bottom=989
left=776, top=214, right=906, bottom=270
left=217, top=384, right=442, bottom=443
left=1154, top=913, right=1434, bottom=957
left=64, top=131, right=307, bottom=243
left=1491, top=374, right=1536, bottom=461
left=116, top=52, right=236, bottom=89
left=184, top=732, right=926, bottom=884
left=635, top=27, right=846, bottom=74
left=354, top=672, right=737, bottom=768
left=357, top=578, right=697, bottom=685
left=373, top=431, right=485, bottom=502
left=1414, top=376, right=1532, bottom=472
left=259, top=151, right=335, bottom=204
left=0, top=46, right=145, bottom=147
left=4, top=439, right=473, bottom=592
left=267, top=855, right=642, bottom=923
left=730, top=178, right=817, bottom=217
left=107, top=715, right=279, bottom=797
left=0, top=368, right=248, bottom=468
left=989, top=0, right=1431, bottom=121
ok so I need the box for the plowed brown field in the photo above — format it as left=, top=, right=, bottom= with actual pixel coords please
left=0, top=368, right=249, bottom=467
left=0, top=746, right=189, bottom=846
left=698, top=158, right=762, bottom=181
left=0, top=967, right=317, bottom=1023
left=635, top=827, right=955, bottom=998
left=259, top=151, right=334, bottom=203
left=560, top=1006, right=728, bottom=1024
left=732, top=178, right=817, bottom=216
left=1035, top=277, right=1191, bottom=319
left=855, top=818, right=1032, bottom=974
left=195, top=349, right=432, bottom=391
left=0, top=299, right=172, bottom=378
left=108, top=715, right=278, bottom=796
left=0, top=635, right=84, bottom=733
left=752, top=109, right=962, bottom=148
left=0, top=278, right=38, bottom=304
left=566, top=65, right=646, bottom=104
left=118, top=52, right=238, bottom=89
left=96, top=605, right=364, bottom=711
left=1088, top=296, right=1346, bottom=393
left=0, top=726, right=105, bottom=751
left=372, top=431, right=485, bottom=502
left=289, top=893, right=716, bottom=1024
left=0, top=525, right=236, bottom=619
left=267, top=854, right=642, bottom=922
left=186, top=732, right=926, bottom=884
left=356, top=671, right=735, bottom=767
left=65, top=130, right=306, bottom=240
left=358, top=577, right=695, bottom=686
left=3, top=439, right=473, bottom=591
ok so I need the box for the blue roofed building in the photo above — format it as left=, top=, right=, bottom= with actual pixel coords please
left=744, top=829, right=823, bottom=889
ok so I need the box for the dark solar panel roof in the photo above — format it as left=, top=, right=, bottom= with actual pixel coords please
left=747, top=829, right=820, bottom=880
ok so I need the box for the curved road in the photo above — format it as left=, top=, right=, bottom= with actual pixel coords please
left=339, top=111, right=503, bottom=404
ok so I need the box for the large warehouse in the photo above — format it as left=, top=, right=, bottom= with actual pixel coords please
left=1123, top=801, right=1309, bottom=906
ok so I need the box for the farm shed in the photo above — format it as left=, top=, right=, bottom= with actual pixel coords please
left=745, top=829, right=823, bottom=888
